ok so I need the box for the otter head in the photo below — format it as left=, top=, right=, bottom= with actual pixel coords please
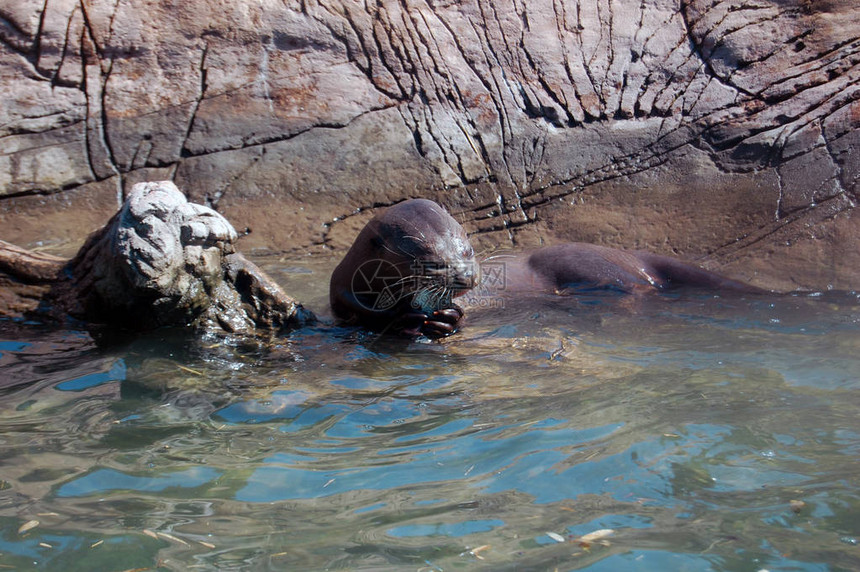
left=330, top=199, right=480, bottom=321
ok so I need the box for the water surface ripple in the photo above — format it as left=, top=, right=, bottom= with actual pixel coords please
left=0, top=284, right=859, bottom=571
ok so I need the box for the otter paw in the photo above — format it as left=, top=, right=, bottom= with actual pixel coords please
left=421, top=307, right=464, bottom=338
left=392, top=311, right=431, bottom=337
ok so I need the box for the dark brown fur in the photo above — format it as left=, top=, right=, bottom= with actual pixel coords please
left=329, top=199, right=479, bottom=337
left=515, top=243, right=764, bottom=293
left=331, top=199, right=764, bottom=337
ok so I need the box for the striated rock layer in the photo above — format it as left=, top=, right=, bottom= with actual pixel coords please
left=1, top=0, right=858, bottom=291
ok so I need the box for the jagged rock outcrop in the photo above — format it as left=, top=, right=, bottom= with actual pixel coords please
left=0, top=181, right=311, bottom=333
left=1, top=0, right=858, bottom=290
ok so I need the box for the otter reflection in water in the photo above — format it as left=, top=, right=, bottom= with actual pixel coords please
left=329, top=199, right=764, bottom=338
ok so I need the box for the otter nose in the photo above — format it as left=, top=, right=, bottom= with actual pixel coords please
left=450, top=260, right=480, bottom=290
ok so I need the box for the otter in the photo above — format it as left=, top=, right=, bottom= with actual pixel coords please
left=481, top=243, right=763, bottom=295
left=329, top=199, right=480, bottom=338
left=330, top=199, right=764, bottom=337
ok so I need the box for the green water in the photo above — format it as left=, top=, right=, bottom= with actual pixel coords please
left=0, top=260, right=858, bottom=571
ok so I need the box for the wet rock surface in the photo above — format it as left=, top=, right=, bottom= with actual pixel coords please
left=0, top=181, right=311, bottom=334
left=1, top=0, right=858, bottom=290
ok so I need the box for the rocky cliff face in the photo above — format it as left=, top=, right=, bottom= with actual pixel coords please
left=1, top=0, right=858, bottom=290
